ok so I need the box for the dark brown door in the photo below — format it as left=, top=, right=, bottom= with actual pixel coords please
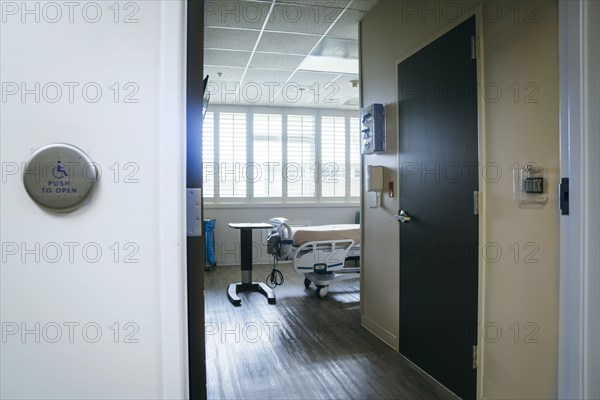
left=187, top=1, right=206, bottom=398
left=398, top=16, right=478, bottom=399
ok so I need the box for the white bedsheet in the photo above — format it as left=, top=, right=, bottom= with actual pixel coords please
left=291, top=224, right=361, bottom=246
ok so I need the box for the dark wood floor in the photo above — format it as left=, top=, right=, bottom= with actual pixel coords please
left=204, top=262, right=457, bottom=400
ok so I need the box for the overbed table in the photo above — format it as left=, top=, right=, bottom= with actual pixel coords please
left=227, top=223, right=275, bottom=306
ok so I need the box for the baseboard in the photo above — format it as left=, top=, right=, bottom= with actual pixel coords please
left=361, top=315, right=399, bottom=351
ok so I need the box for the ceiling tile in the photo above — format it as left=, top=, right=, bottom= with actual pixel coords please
left=242, top=69, right=295, bottom=104
left=205, top=28, right=260, bottom=51
left=335, top=74, right=360, bottom=91
left=206, top=80, right=244, bottom=105
left=205, top=49, right=251, bottom=67
left=256, top=32, right=320, bottom=55
left=348, top=0, right=378, bottom=12
left=303, top=89, right=345, bottom=108
left=249, top=52, right=304, bottom=70
left=203, top=0, right=362, bottom=110
left=276, top=85, right=315, bottom=107
left=336, top=86, right=361, bottom=100
left=290, top=71, right=340, bottom=87
left=204, top=66, right=246, bottom=82
left=343, top=96, right=360, bottom=107
left=327, top=10, right=365, bottom=38
left=205, top=0, right=272, bottom=30
left=265, top=3, right=342, bottom=35
left=338, top=73, right=359, bottom=81
left=276, top=0, right=350, bottom=9
left=244, top=68, right=294, bottom=84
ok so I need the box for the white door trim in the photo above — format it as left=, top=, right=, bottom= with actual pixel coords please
left=558, top=1, right=600, bottom=398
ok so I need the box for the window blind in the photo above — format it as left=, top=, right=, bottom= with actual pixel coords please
left=287, top=115, right=316, bottom=197
left=218, top=112, right=247, bottom=198
left=202, top=112, right=215, bottom=198
left=203, top=108, right=359, bottom=203
left=253, top=114, right=283, bottom=197
left=321, top=116, right=346, bottom=197
left=349, top=117, right=361, bottom=197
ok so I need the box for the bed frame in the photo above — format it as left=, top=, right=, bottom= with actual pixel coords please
left=268, top=218, right=360, bottom=299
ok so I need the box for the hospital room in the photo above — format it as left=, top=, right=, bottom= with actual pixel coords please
left=201, top=0, right=375, bottom=397
left=1, top=0, right=597, bottom=399
left=199, top=1, right=586, bottom=399
left=198, top=0, right=591, bottom=399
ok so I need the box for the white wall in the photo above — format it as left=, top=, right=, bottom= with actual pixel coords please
left=360, top=1, right=559, bottom=398
left=205, top=205, right=359, bottom=265
left=0, top=2, right=187, bottom=399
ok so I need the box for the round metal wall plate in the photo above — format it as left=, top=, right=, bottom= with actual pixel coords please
left=23, top=144, right=98, bottom=212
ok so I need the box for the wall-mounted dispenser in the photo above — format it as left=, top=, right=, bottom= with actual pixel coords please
left=367, top=165, right=384, bottom=208
left=361, top=103, right=385, bottom=154
left=513, top=163, right=548, bottom=206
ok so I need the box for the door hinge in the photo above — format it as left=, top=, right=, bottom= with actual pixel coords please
left=472, top=345, right=478, bottom=369
left=560, top=177, right=569, bottom=215
left=473, top=191, right=479, bottom=215
left=186, top=188, right=202, bottom=237
left=471, top=36, right=476, bottom=60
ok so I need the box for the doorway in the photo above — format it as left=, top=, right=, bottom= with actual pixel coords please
left=397, top=16, right=479, bottom=399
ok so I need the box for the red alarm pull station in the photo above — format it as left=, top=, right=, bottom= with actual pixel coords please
left=388, top=181, right=394, bottom=197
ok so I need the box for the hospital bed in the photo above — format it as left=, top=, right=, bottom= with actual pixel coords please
left=267, top=218, right=360, bottom=299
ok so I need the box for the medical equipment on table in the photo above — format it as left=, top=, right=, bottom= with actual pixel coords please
left=267, top=217, right=360, bottom=299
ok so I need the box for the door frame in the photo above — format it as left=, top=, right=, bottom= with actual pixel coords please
left=558, top=1, right=600, bottom=398
left=186, top=0, right=206, bottom=399
left=393, top=8, right=485, bottom=398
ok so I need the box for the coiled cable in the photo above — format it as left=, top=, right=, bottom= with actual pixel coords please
left=266, top=256, right=284, bottom=288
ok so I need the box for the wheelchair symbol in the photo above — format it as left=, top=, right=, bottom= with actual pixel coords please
left=52, top=160, right=69, bottom=179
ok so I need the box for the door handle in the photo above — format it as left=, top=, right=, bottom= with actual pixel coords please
left=396, top=210, right=411, bottom=223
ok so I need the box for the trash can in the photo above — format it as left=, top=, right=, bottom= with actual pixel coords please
left=204, top=219, right=216, bottom=270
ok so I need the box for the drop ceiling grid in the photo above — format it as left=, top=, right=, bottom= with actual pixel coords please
left=205, top=0, right=376, bottom=108
left=270, top=0, right=353, bottom=104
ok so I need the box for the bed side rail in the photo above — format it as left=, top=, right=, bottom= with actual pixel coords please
left=293, top=239, right=354, bottom=273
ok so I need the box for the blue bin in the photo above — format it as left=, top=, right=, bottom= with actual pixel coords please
left=204, top=219, right=216, bottom=267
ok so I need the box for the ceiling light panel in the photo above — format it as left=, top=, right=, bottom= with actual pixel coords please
left=298, top=56, right=358, bottom=74
left=311, top=36, right=358, bottom=59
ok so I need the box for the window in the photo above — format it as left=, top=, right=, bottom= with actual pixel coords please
left=203, top=107, right=360, bottom=204
left=349, top=117, right=361, bottom=197
left=321, top=116, right=346, bottom=197
left=218, top=112, right=246, bottom=198
left=202, top=112, right=215, bottom=198
left=287, top=115, right=316, bottom=198
left=253, top=114, right=282, bottom=197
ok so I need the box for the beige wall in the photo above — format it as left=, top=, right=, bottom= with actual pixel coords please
left=360, top=1, right=559, bottom=398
